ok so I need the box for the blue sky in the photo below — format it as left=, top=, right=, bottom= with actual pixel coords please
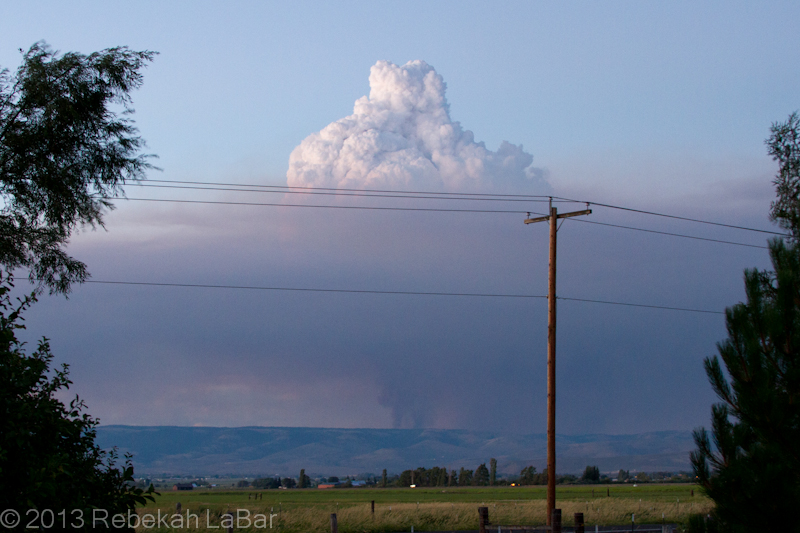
left=2, top=1, right=798, bottom=434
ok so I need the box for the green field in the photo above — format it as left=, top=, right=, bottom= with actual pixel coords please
left=152, top=484, right=699, bottom=505
left=134, top=485, right=709, bottom=532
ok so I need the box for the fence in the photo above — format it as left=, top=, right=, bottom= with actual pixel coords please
left=326, top=506, right=677, bottom=533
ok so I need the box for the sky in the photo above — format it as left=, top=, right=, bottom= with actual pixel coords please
left=2, top=1, right=799, bottom=435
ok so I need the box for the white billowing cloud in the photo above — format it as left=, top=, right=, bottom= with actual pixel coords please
left=287, top=60, right=548, bottom=192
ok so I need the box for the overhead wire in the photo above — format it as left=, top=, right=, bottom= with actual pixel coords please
left=128, top=178, right=784, bottom=236
left=74, top=279, right=724, bottom=315
left=81, top=178, right=769, bottom=315
left=562, top=217, right=768, bottom=249
left=116, top=197, right=530, bottom=214
left=138, top=178, right=557, bottom=199
left=552, top=195, right=785, bottom=236
left=129, top=182, right=555, bottom=203
left=113, top=193, right=770, bottom=249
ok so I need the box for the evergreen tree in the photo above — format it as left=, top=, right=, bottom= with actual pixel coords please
left=691, top=238, right=800, bottom=531
left=489, top=458, right=497, bottom=485
left=381, top=469, right=387, bottom=488
left=691, top=120, right=800, bottom=531
left=473, top=463, right=490, bottom=486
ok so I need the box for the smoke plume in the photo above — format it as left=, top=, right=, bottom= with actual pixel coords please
left=287, top=60, right=548, bottom=192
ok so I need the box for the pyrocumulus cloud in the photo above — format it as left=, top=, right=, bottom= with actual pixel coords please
left=287, top=60, right=548, bottom=192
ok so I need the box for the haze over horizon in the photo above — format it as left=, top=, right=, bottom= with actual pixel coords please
left=2, top=1, right=798, bottom=436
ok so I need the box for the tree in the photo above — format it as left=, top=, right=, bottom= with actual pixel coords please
left=691, top=238, right=800, bottom=531
left=691, top=118, right=800, bottom=531
left=0, top=277, right=156, bottom=525
left=489, top=457, right=497, bottom=485
left=458, top=467, right=473, bottom=486
left=0, top=42, right=156, bottom=294
left=381, top=469, right=387, bottom=488
left=252, top=477, right=281, bottom=489
left=519, top=465, right=536, bottom=485
left=396, top=470, right=412, bottom=487
left=298, top=468, right=310, bottom=488
left=473, top=463, right=490, bottom=486
left=581, top=465, right=600, bottom=483
left=766, top=111, right=800, bottom=241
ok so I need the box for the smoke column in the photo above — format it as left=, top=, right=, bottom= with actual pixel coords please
left=288, top=60, right=548, bottom=192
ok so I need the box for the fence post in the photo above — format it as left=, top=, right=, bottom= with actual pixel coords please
left=574, top=512, right=584, bottom=533
left=371, top=500, right=375, bottom=516
left=478, top=506, right=489, bottom=533
left=330, top=513, right=338, bottom=533
left=176, top=502, right=181, bottom=514
left=551, top=508, right=561, bottom=533
left=224, top=512, right=233, bottom=533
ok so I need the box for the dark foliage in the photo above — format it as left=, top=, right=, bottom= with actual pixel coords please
left=473, top=463, right=490, bottom=486
left=580, top=465, right=600, bottom=483
left=457, top=467, right=473, bottom=486
left=0, top=276, right=156, bottom=529
left=298, top=468, right=310, bottom=488
left=252, top=477, right=281, bottom=490
left=518, top=465, right=547, bottom=485
left=0, top=42, right=156, bottom=294
left=691, top=239, right=800, bottom=531
left=395, top=466, right=450, bottom=487
left=767, top=111, right=800, bottom=241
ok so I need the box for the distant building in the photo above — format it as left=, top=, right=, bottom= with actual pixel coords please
left=317, top=484, right=336, bottom=489
left=173, top=483, right=194, bottom=491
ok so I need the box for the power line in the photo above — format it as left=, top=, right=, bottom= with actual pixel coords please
left=116, top=197, right=768, bottom=249
left=116, top=197, right=530, bottom=214
left=138, top=179, right=558, bottom=200
left=129, top=182, right=555, bottom=203
left=553, top=195, right=785, bottom=236
left=563, top=217, right=768, bottom=249
left=557, top=296, right=724, bottom=315
left=79, top=280, right=544, bottom=298
left=128, top=178, right=782, bottom=235
left=76, top=279, right=725, bottom=315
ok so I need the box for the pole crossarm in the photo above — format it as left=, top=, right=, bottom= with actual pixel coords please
left=524, top=209, right=591, bottom=224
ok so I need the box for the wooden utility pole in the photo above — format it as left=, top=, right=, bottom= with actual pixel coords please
left=525, top=200, right=590, bottom=525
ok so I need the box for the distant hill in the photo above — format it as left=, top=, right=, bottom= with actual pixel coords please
left=96, top=426, right=695, bottom=477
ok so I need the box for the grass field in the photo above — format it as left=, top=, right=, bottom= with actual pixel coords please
left=132, top=485, right=710, bottom=532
